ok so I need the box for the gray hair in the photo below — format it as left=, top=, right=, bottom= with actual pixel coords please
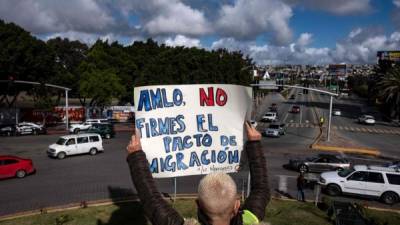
left=197, top=172, right=237, bottom=219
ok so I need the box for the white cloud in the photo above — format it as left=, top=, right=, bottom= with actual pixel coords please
left=297, top=33, right=312, bottom=46
left=0, top=0, right=116, bottom=34
left=212, top=29, right=400, bottom=65
left=331, top=28, right=400, bottom=63
left=117, top=0, right=210, bottom=36
left=165, top=35, right=201, bottom=48
left=394, top=0, right=400, bottom=7
left=216, top=0, right=293, bottom=44
left=212, top=33, right=331, bottom=65
left=285, top=0, right=371, bottom=15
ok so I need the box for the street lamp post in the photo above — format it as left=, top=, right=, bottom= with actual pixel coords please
left=328, top=96, right=333, bottom=142
left=65, top=90, right=69, bottom=131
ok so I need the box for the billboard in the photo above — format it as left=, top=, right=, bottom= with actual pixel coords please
left=377, top=51, right=400, bottom=62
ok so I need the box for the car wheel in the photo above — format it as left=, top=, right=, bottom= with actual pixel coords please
left=105, top=134, right=111, bottom=139
left=298, top=164, right=308, bottom=173
left=57, top=152, right=66, bottom=159
left=381, top=191, right=398, bottom=205
left=16, top=170, right=27, bottom=178
left=327, top=184, right=341, bottom=196
left=89, top=148, right=98, bottom=155
left=74, top=128, right=80, bottom=134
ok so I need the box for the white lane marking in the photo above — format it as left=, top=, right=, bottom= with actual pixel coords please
left=283, top=112, right=289, bottom=123
left=299, top=109, right=302, bottom=124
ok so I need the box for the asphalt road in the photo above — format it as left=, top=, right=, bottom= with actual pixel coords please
left=1, top=90, right=399, bottom=217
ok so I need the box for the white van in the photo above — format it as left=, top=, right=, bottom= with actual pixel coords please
left=47, top=133, right=104, bottom=159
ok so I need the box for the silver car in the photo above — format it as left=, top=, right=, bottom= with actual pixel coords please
left=288, top=154, right=350, bottom=173
left=358, top=115, right=375, bottom=125
left=263, top=123, right=285, bottom=137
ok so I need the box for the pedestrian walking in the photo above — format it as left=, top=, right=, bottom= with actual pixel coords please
left=297, top=172, right=306, bottom=202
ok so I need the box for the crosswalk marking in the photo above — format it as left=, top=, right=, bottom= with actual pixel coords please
left=257, top=121, right=400, bottom=135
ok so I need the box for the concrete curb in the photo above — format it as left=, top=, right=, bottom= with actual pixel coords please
left=311, top=144, right=380, bottom=156
left=1, top=195, right=398, bottom=222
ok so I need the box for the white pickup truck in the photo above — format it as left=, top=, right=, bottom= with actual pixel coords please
left=69, top=119, right=108, bottom=134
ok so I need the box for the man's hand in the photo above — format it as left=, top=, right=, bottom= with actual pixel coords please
left=246, top=121, right=261, bottom=141
left=126, top=129, right=142, bottom=154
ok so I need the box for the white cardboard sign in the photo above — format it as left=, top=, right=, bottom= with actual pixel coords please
left=134, top=84, right=252, bottom=178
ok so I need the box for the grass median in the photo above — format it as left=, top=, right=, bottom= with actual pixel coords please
left=0, top=199, right=399, bottom=225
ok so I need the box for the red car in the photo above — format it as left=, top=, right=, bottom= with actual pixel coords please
left=291, top=105, right=300, bottom=113
left=0, top=156, right=35, bottom=179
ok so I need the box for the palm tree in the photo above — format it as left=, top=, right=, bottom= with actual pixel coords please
left=377, top=65, right=400, bottom=120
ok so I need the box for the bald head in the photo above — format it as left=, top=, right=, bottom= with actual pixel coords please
left=197, top=172, right=238, bottom=220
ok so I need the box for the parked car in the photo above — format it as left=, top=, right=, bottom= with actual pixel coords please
left=261, top=112, right=278, bottom=122
left=2, top=122, right=47, bottom=136
left=332, top=109, right=341, bottom=116
left=69, top=118, right=109, bottom=134
left=16, top=122, right=47, bottom=135
left=47, top=133, right=104, bottom=159
left=319, top=165, right=400, bottom=204
left=83, top=123, right=115, bottom=139
left=0, top=124, right=16, bottom=136
left=290, top=105, right=300, bottom=113
left=288, top=153, right=350, bottom=173
left=358, top=115, right=375, bottom=125
left=263, top=123, right=285, bottom=137
left=0, top=155, right=35, bottom=179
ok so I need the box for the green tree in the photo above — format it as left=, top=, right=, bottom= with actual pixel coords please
left=0, top=19, right=55, bottom=107
left=377, top=66, right=400, bottom=120
left=79, top=64, right=126, bottom=107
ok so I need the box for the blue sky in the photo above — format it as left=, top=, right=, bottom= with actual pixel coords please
left=0, top=0, right=399, bottom=65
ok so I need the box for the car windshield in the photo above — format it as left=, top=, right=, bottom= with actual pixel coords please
left=338, top=168, right=355, bottom=177
left=266, top=113, right=273, bottom=116
left=269, top=125, right=280, bottom=129
left=56, top=138, right=67, bottom=145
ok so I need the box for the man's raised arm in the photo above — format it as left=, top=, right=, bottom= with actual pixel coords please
left=242, top=123, right=271, bottom=221
left=126, top=132, right=184, bottom=225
